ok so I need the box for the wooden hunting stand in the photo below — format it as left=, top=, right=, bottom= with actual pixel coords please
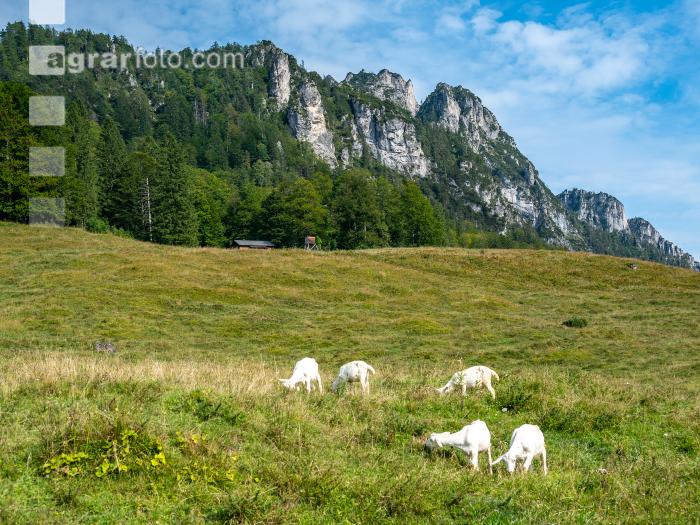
left=304, top=236, right=318, bottom=250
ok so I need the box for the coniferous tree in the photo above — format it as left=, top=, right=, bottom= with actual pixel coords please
left=151, top=134, right=198, bottom=246
left=225, top=183, right=271, bottom=242
left=331, top=169, right=388, bottom=249
left=258, top=178, right=329, bottom=247
left=126, top=150, right=159, bottom=240
left=113, top=88, right=154, bottom=140
left=0, top=82, right=33, bottom=222
left=96, top=117, right=128, bottom=225
left=64, top=102, right=100, bottom=228
left=190, top=167, right=233, bottom=247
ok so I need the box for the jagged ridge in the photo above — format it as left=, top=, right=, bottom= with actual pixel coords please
left=246, top=42, right=694, bottom=269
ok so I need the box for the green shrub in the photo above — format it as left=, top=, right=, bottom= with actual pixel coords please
left=41, top=421, right=166, bottom=479
left=86, top=217, right=110, bottom=233
left=496, top=378, right=539, bottom=412
left=179, top=389, right=246, bottom=425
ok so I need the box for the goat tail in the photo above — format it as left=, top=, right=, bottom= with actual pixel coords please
left=484, top=367, right=500, bottom=381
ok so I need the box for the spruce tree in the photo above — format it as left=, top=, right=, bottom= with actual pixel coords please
left=331, top=169, right=388, bottom=249
left=151, top=133, right=198, bottom=246
left=96, top=117, right=128, bottom=226
left=64, top=102, right=100, bottom=228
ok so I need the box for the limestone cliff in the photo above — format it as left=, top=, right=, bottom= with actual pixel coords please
left=418, top=83, right=516, bottom=152
left=344, top=69, right=419, bottom=116
left=248, top=45, right=694, bottom=268
left=346, top=98, right=430, bottom=177
left=558, top=189, right=628, bottom=233
left=287, top=81, right=337, bottom=167
left=558, top=189, right=696, bottom=269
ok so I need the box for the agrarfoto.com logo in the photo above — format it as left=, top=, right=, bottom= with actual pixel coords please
left=29, top=46, right=245, bottom=75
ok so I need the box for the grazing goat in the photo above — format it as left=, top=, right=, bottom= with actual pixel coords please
left=492, top=424, right=547, bottom=475
left=436, top=366, right=500, bottom=399
left=425, top=420, right=493, bottom=473
left=278, top=358, right=323, bottom=393
left=331, top=361, right=376, bottom=394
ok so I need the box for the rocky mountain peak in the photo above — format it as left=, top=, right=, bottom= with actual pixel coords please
left=627, top=218, right=695, bottom=266
left=243, top=42, right=694, bottom=270
left=559, top=190, right=696, bottom=269
left=558, top=189, right=628, bottom=233
left=245, top=42, right=292, bottom=108
left=343, top=69, right=419, bottom=116
left=418, top=83, right=515, bottom=151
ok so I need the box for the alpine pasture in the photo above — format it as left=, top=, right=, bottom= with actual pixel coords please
left=0, top=223, right=698, bottom=524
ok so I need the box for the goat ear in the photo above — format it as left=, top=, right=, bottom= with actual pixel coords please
left=278, top=378, right=286, bottom=383
left=491, top=454, right=504, bottom=465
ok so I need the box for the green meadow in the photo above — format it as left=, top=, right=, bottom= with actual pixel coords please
left=0, top=222, right=698, bottom=524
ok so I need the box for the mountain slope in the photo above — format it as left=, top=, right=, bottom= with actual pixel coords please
left=0, top=223, right=698, bottom=523
left=558, top=189, right=696, bottom=268
left=248, top=43, right=692, bottom=265
left=0, top=23, right=695, bottom=268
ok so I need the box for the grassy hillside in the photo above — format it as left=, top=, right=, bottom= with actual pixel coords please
left=0, top=222, right=698, bottom=524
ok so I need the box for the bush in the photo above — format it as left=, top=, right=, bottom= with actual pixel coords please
left=41, top=419, right=166, bottom=479
left=86, top=217, right=110, bottom=233
left=179, top=389, right=245, bottom=425
left=563, top=317, right=588, bottom=328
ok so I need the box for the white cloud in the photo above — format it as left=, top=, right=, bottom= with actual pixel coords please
left=470, top=7, right=501, bottom=34
left=469, top=9, right=652, bottom=97
left=433, top=1, right=482, bottom=34
left=255, top=0, right=370, bottom=34
left=437, top=14, right=466, bottom=32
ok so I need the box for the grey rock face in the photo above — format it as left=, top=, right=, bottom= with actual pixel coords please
left=246, top=43, right=292, bottom=108
left=287, top=81, right=337, bottom=167
left=419, top=83, right=516, bottom=151
left=339, top=115, right=364, bottom=168
left=344, top=69, right=419, bottom=116
left=558, top=189, right=628, bottom=233
left=559, top=188, right=695, bottom=268
left=627, top=218, right=695, bottom=265
left=349, top=99, right=430, bottom=177
left=475, top=178, right=577, bottom=248
left=415, top=83, right=577, bottom=246
left=269, top=50, right=291, bottom=107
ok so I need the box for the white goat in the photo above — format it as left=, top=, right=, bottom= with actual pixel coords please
left=491, top=424, right=547, bottom=475
left=425, top=419, right=493, bottom=473
left=278, top=357, right=323, bottom=393
left=331, top=361, right=376, bottom=394
left=436, top=366, right=500, bottom=399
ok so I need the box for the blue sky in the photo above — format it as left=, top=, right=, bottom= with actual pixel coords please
left=3, top=0, right=699, bottom=257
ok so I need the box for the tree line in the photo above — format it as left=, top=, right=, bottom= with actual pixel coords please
left=0, top=81, right=448, bottom=249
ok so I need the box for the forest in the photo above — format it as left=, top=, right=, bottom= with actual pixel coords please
left=0, top=22, right=547, bottom=250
